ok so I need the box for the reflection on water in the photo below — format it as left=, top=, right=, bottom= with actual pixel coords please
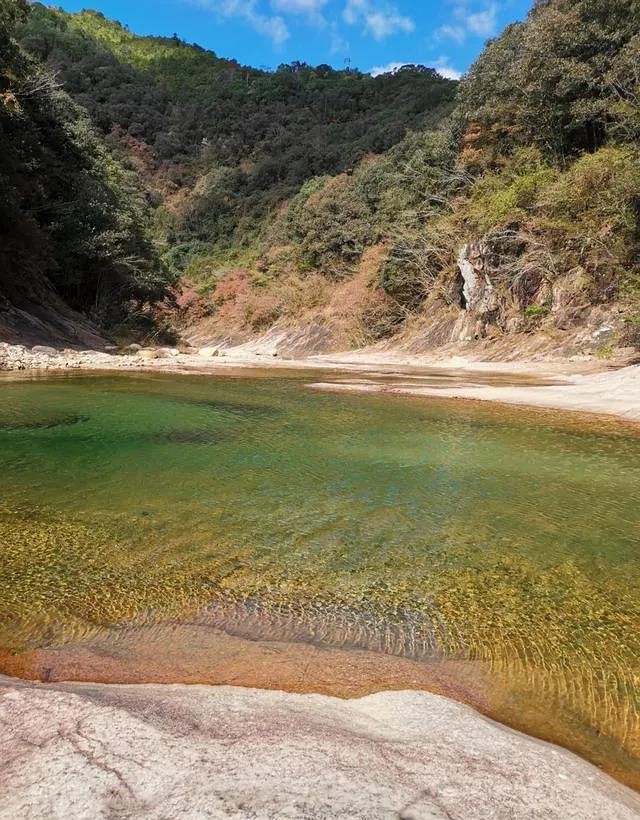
left=0, top=370, right=639, bottom=786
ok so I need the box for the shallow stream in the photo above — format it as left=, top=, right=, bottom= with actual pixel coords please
left=1, top=370, right=639, bottom=786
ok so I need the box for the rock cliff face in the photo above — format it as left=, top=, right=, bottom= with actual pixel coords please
left=1, top=678, right=639, bottom=820
left=177, top=234, right=637, bottom=363
left=458, top=241, right=498, bottom=314
left=447, top=240, right=501, bottom=345
left=383, top=237, right=636, bottom=360
left=0, top=287, right=107, bottom=349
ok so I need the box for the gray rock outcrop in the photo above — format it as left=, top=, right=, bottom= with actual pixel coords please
left=457, top=241, right=498, bottom=314
left=1, top=679, right=638, bottom=819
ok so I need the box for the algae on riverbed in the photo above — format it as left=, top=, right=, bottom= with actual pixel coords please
left=0, top=372, right=639, bottom=782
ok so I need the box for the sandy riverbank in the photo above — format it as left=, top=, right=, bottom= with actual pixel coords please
left=1, top=340, right=639, bottom=422
left=2, top=675, right=639, bottom=820
left=310, top=362, right=640, bottom=421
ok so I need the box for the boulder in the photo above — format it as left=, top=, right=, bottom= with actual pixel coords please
left=591, top=323, right=615, bottom=342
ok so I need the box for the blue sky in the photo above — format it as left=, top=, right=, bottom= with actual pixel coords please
left=55, top=0, right=532, bottom=78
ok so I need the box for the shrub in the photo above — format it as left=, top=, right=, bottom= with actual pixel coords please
left=466, top=149, right=557, bottom=232
left=524, top=304, right=550, bottom=318
left=541, top=146, right=640, bottom=236
left=539, top=146, right=640, bottom=299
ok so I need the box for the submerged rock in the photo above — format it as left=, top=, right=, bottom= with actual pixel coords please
left=0, top=415, right=89, bottom=431
left=0, top=680, right=638, bottom=820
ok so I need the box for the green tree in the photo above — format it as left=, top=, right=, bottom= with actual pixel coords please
left=1, top=0, right=173, bottom=327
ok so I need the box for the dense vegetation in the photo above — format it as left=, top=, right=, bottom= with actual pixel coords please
left=0, top=0, right=172, bottom=331
left=5, top=0, right=640, bottom=349
left=230, top=0, right=640, bottom=348
left=18, top=5, right=456, bottom=273
left=267, top=0, right=640, bottom=332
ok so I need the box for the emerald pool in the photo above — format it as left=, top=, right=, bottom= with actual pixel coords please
left=1, top=370, right=639, bottom=785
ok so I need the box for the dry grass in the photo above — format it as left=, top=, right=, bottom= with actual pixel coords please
left=189, top=243, right=405, bottom=347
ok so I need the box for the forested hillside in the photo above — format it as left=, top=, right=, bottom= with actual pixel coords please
left=4, top=0, right=640, bottom=355
left=0, top=0, right=174, bottom=343
left=18, top=5, right=456, bottom=274
left=177, top=0, right=640, bottom=356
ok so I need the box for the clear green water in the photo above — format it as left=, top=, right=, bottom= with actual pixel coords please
left=1, top=371, right=639, bottom=778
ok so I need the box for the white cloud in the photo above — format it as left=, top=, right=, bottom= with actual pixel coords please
left=467, top=3, right=498, bottom=36
left=343, top=0, right=415, bottom=40
left=271, top=0, right=326, bottom=10
left=369, top=61, right=410, bottom=76
left=369, top=57, right=462, bottom=81
left=252, top=13, right=290, bottom=44
left=329, top=23, right=350, bottom=56
left=343, top=0, right=363, bottom=24
left=187, top=0, right=290, bottom=47
left=271, top=0, right=327, bottom=26
left=366, top=11, right=414, bottom=38
left=436, top=1, right=500, bottom=44
left=433, top=56, right=462, bottom=80
left=436, top=23, right=466, bottom=44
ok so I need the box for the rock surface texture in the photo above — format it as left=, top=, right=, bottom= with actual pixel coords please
left=1, top=679, right=639, bottom=820
left=458, top=241, right=498, bottom=314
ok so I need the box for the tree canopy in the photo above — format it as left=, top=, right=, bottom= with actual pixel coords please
left=1, top=0, right=173, bottom=328
left=18, top=5, right=457, bottom=271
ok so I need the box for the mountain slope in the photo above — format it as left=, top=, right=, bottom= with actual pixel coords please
left=7, top=0, right=640, bottom=359
left=0, top=0, right=176, bottom=345
left=180, top=0, right=640, bottom=359
left=19, top=5, right=457, bottom=273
